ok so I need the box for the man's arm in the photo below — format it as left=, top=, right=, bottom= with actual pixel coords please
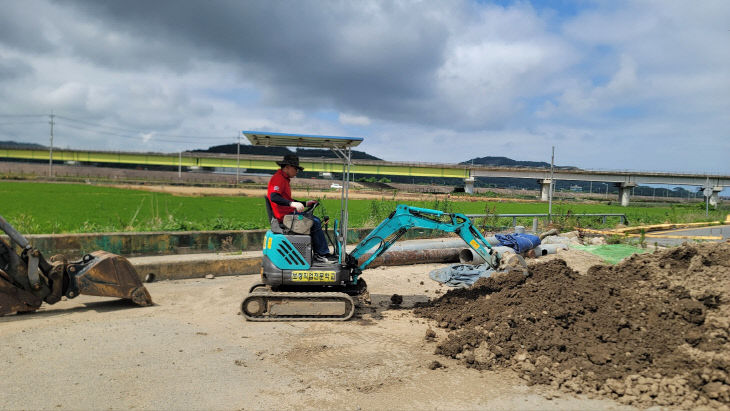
left=270, top=193, right=306, bottom=212
left=269, top=192, right=292, bottom=206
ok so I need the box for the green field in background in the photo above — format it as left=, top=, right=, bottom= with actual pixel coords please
left=0, top=181, right=725, bottom=234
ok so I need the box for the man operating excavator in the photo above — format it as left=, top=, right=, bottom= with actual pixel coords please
left=266, top=155, right=337, bottom=264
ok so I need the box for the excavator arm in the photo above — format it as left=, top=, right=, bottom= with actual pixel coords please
left=349, top=205, right=501, bottom=271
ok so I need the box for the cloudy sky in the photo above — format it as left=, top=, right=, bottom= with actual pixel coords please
left=0, top=0, right=728, bottom=178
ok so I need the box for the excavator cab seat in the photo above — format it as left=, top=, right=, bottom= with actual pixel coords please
left=264, top=196, right=285, bottom=234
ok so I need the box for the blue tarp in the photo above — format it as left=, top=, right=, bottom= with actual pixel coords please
left=494, top=233, right=541, bottom=253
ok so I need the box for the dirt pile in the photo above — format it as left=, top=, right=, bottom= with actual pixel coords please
left=415, top=241, right=730, bottom=409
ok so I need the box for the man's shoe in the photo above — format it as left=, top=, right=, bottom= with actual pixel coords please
left=314, top=253, right=338, bottom=264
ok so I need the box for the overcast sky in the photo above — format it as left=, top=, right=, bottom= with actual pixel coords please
left=0, top=0, right=728, bottom=178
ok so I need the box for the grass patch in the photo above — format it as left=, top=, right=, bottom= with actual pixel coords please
left=0, top=181, right=725, bottom=234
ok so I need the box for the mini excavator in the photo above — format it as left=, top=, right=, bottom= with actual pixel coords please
left=0, top=215, right=152, bottom=316
left=240, top=132, right=526, bottom=321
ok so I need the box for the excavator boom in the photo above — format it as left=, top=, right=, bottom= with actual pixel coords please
left=350, top=205, right=505, bottom=271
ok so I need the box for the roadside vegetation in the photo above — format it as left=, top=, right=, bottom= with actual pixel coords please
left=0, top=181, right=726, bottom=234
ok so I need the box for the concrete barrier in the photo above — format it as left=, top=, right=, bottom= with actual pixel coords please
left=9, top=227, right=454, bottom=259
left=130, top=251, right=263, bottom=281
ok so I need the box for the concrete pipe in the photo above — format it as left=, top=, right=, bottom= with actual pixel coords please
left=363, top=248, right=462, bottom=268
left=458, top=246, right=516, bottom=264
left=533, top=243, right=568, bottom=256
left=358, top=238, right=468, bottom=268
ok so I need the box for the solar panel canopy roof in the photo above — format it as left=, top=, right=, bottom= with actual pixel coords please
left=243, top=131, right=363, bottom=149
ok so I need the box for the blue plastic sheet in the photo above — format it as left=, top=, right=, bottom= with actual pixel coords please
left=494, top=233, right=541, bottom=253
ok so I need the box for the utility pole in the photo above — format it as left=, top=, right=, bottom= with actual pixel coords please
left=704, top=178, right=710, bottom=217
left=548, top=146, right=554, bottom=223
left=48, top=112, right=55, bottom=177
left=178, top=151, right=182, bottom=178
left=236, top=132, right=241, bottom=185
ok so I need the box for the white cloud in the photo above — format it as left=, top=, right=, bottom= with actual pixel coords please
left=0, top=0, right=726, bottom=177
left=339, top=113, right=371, bottom=126
left=539, top=54, right=638, bottom=115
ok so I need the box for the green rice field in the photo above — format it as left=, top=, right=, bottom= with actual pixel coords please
left=0, top=181, right=726, bottom=234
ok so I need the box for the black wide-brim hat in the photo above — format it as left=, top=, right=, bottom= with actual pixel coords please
left=276, top=154, right=304, bottom=171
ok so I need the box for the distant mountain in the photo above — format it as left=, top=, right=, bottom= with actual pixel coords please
left=0, top=141, right=46, bottom=149
left=462, top=156, right=578, bottom=170
left=193, top=144, right=381, bottom=160
left=294, top=148, right=380, bottom=160
left=193, top=144, right=291, bottom=156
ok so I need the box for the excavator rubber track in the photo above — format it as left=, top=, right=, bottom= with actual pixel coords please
left=241, top=290, right=355, bottom=322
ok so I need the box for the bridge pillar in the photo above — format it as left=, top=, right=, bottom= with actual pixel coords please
left=618, top=183, right=636, bottom=207
left=539, top=179, right=552, bottom=201
left=709, top=186, right=723, bottom=208
left=464, top=177, right=475, bottom=194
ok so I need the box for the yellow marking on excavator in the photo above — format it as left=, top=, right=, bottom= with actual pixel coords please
left=291, top=271, right=337, bottom=282
left=469, top=239, right=480, bottom=249
left=268, top=237, right=272, bottom=249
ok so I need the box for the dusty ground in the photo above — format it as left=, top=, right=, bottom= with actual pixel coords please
left=0, top=253, right=631, bottom=410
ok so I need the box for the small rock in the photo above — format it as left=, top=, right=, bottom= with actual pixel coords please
left=473, top=344, right=496, bottom=366
left=428, top=361, right=443, bottom=370
left=585, top=345, right=611, bottom=365
left=425, top=328, right=437, bottom=341
left=205, top=274, right=215, bottom=279
left=514, top=352, right=528, bottom=362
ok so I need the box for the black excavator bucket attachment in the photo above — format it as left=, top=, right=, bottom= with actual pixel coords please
left=0, top=215, right=152, bottom=316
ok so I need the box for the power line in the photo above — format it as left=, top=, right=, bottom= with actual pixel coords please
left=0, top=112, right=239, bottom=146
left=0, top=121, right=48, bottom=126
left=55, top=115, right=235, bottom=140
left=55, top=123, right=234, bottom=144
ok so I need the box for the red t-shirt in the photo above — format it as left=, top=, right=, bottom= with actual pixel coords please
left=267, top=169, right=295, bottom=221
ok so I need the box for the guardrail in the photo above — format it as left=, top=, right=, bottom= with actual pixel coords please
left=465, top=213, right=628, bottom=228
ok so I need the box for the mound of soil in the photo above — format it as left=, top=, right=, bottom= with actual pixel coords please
left=415, top=242, right=730, bottom=408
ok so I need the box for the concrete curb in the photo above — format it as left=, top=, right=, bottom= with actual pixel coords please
left=130, top=251, right=263, bottom=281
left=10, top=228, right=455, bottom=258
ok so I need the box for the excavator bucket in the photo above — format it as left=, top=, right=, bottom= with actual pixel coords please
left=70, top=251, right=152, bottom=306
left=0, top=214, right=152, bottom=315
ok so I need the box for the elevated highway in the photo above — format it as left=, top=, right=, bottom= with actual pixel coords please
left=1, top=147, right=727, bottom=206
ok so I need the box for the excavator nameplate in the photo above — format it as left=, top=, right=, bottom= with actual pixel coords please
left=291, top=271, right=337, bottom=282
